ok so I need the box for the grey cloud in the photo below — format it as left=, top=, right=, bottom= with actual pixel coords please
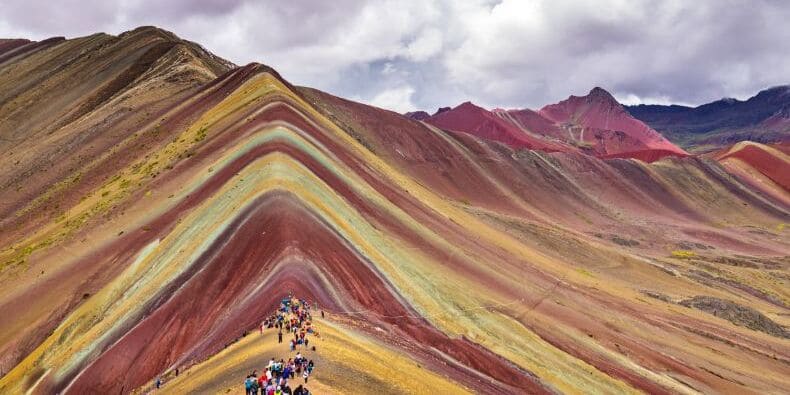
left=0, top=0, right=788, bottom=113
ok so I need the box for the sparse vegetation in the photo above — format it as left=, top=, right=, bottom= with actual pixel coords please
left=641, top=290, right=672, bottom=303
left=671, top=250, right=696, bottom=259
left=611, top=236, right=639, bottom=247
left=193, top=125, right=208, bottom=142
left=680, top=296, right=789, bottom=338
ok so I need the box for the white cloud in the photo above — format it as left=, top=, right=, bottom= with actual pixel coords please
left=616, top=93, right=695, bottom=107
left=1, top=0, right=788, bottom=111
left=406, top=27, right=443, bottom=61
left=365, top=86, right=417, bottom=113
left=617, top=94, right=645, bottom=106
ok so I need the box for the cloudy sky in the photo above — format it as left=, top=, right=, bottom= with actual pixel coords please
left=1, top=0, right=788, bottom=112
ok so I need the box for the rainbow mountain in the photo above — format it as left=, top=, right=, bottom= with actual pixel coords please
left=0, top=27, right=788, bottom=394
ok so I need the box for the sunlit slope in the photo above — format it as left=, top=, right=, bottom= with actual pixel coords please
left=0, top=29, right=788, bottom=394
left=715, top=141, right=790, bottom=192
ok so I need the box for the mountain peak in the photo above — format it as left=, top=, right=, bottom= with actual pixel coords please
left=404, top=110, right=430, bottom=120
left=439, top=101, right=488, bottom=115
left=537, top=86, right=686, bottom=159
left=118, top=25, right=180, bottom=41
left=433, top=106, right=452, bottom=116
left=426, top=101, right=487, bottom=120
left=589, top=86, right=611, bottom=96
left=586, top=86, right=619, bottom=104
left=456, top=101, right=480, bottom=109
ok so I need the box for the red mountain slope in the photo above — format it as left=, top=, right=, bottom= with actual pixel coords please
left=714, top=141, right=790, bottom=191
left=539, top=87, right=687, bottom=160
left=420, top=88, right=686, bottom=162
left=494, top=107, right=568, bottom=141
left=424, top=101, right=574, bottom=152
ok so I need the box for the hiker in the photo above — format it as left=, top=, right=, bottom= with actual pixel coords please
left=307, top=360, right=314, bottom=374
left=175, top=367, right=179, bottom=377
left=251, top=375, right=260, bottom=395
left=304, top=337, right=309, bottom=348
left=321, top=310, right=324, bottom=318
left=294, top=384, right=304, bottom=395
left=156, top=377, right=161, bottom=389
left=302, top=369, right=309, bottom=383
left=244, top=376, right=253, bottom=395
left=278, top=331, right=283, bottom=343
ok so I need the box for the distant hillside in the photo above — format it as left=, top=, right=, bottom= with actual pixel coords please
left=627, top=86, right=790, bottom=151
left=414, top=87, right=686, bottom=162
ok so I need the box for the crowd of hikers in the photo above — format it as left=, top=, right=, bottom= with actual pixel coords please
left=244, top=295, right=320, bottom=395
left=151, top=295, right=319, bottom=393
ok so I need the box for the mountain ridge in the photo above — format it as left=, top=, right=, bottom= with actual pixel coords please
left=0, top=26, right=788, bottom=394
left=627, top=85, right=790, bottom=151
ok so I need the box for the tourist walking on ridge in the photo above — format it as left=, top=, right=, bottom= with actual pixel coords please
left=251, top=374, right=259, bottom=395
left=244, top=375, right=255, bottom=395
left=243, top=295, right=319, bottom=394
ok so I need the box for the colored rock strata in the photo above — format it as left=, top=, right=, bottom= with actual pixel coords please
left=0, top=27, right=788, bottom=394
